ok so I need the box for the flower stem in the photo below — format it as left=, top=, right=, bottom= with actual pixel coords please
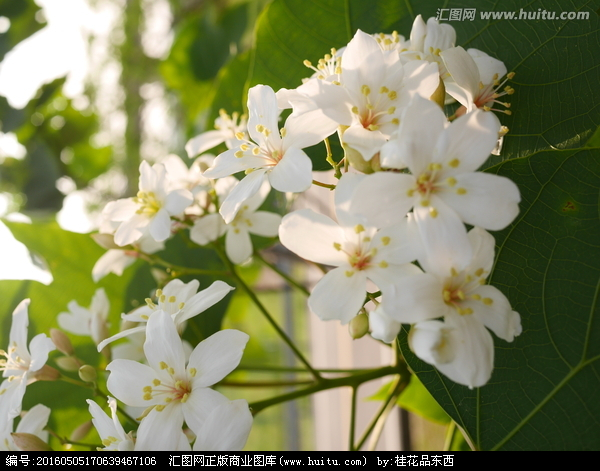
left=312, top=179, right=336, bottom=190
left=349, top=385, right=358, bottom=451
left=213, top=242, right=322, bottom=381
left=249, top=366, right=398, bottom=415
left=254, top=251, right=310, bottom=296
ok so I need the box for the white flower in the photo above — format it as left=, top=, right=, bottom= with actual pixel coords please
left=441, top=46, right=513, bottom=115
left=203, top=84, right=331, bottom=223
left=301, top=29, right=439, bottom=161
left=0, top=404, right=51, bottom=451
left=0, top=300, right=55, bottom=421
left=57, top=288, right=110, bottom=346
left=185, top=109, right=247, bottom=158
left=97, top=279, right=234, bottom=352
left=106, top=310, right=249, bottom=450
left=101, top=161, right=193, bottom=246
left=351, top=95, right=520, bottom=269
left=87, top=397, right=136, bottom=451
left=190, top=180, right=281, bottom=264
left=279, top=174, right=420, bottom=324
left=399, top=227, right=522, bottom=388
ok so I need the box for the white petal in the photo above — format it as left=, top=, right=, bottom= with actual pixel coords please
left=187, top=330, right=249, bottom=388
left=186, top=131, right=226, bottom=158
left=383, top=272, right=447, bottom=324
left=144, top=311, right=186, bottom=378
left=468, top=48, right=507, bottom=87
left=247, top=85, right=282, bottom=148
left=424, top=17, right=456, bottom=51
left=414, top=197, right=472, bottom=275
left=16, top=403, right=50, bottom=437
left=97, top=326, right=146, bottom=352
left=435, top=109, right=499, bottom=173
left=342, top=125, right=388, bottom=162
left=268, top=147, right=312, bottom=193
left=469, top=285, right=522, bottom=342
left=148, top=208, right=172, bottom=242
left=225, top=227, right=253, bottom=264
left=28, top=334, right=55, bottom=373
left=193, top=399, right=252, bottom=451
left=181, top=387, right=229, bottom=434
left=203, top=149, right=251, bottom=179
left=175, top=281, right=235, bottom=325
left=350, top=173, right=415, bottom=228
left=441, top=172, right=521, bottom=230
left=384, top=96, right=446, bottom=171
left=220, top=170, right=267, bottom=224
left=10, top=299, right=30, bottom=353
left=308, top=268, right=367, bottom=324
left=279, top=209, right=346, bottom=266
left=190, top=214, right=226, bottom=245
left=139, top=161, right=156, bottom=192
left=440, top=47, right=479, bottom=110
left=114, top=213, right=148, bottom=246
left=467, top=227, right=496, bottom=274
left=248, top=211, right=281, bottom=237
left=87, top=399, right=117, bottom=442
left=106, top=359, right=158, bottom=406
left=165, top=189, right=193, bottom=215
left=57, top=301, right=91, bottom=336
left=135, top=404, right=185, bottom=451
left=369, top=306, right=401, bottom=344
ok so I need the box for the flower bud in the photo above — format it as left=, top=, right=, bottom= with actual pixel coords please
left=11, top=433, right=52, bottom=451
left=70, top=420, right=93, bottom=442
left=31, top=364, right=61, bottom=382
left=349, top=312, right=370, bottom=339
left=50, top=328, right=74, bottom=355
left=55, top=356, right=82, bottom=372
left=78, top=365, right=97, bottom=383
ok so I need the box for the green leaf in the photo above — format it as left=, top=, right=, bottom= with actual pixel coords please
left=399, top=147, right=600, bottom=450
left=397, top=375, right=451, bottom=425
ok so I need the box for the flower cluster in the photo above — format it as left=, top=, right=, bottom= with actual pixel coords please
left=0, top=13, right=526, bottom=453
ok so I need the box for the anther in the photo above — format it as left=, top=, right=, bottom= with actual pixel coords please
left=448, top=159, right=460, bottom=168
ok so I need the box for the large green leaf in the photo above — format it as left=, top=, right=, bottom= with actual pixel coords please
left=399, top=147, right=600, bottom=450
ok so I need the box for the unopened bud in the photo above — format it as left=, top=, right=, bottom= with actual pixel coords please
left=50, top=328, right=74, bottom=355
left=78, top=365, right=97, bottom=383
left=70, top=420, right=93, bottom=442
left=339, top=126, right=374, bottom=174
left=31, top=364, right=61, bottom=382
left=349, top=313, right=370, bottom=339
left=11, top=433, right=52, bottom=451
left=91, top=233, right=120, bottom=250
left=150, top=268, right=169, bottom=285
left=55, top=356, right=82, bottom=372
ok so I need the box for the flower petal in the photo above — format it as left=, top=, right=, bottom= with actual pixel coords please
left=248, top=211, right=281, bottom=237
left=106, top=359, right=158, bottom=407
left=188, top=330, right=249, bottom=388
left=135, top=404, right=187, bottom=451
left=279, top=209, right=347, bottom=266
left=469, top=285, right=522, bottom=342
left=225, top=227, right=253, bottom=264
left=185, top=130, right=226, bottom=158
left=268, top=147, right=312, bottom=193
left=441, top=172, right=520, bottom=230
left=193, top=399, right=253, bottom=451
left=220, top=170, right=267, bottom=224
left=144, top=311, right=186, bottom=378
left=190, top=214, right=226, bottom=245
left=308, top=267, right=367, bottom=324
left=175, top=281, right=235, bottom=325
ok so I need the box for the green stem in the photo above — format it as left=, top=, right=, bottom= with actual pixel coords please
left=238, top=365, right=381, bottom=374
left=59, top=375, right=93, bottom=389
left=444, top=421, right=457, bottom=451
left=254, top=251, right=310, bottom=296
left=220, top=380, right=314, bottom=388
left=349, top=386, right=358, bottom=451
left=144, top=253, right=229, bottom=277
left=213, top=242, right=322, bottom=381
left=249, top=366, right=398, bottom=415
left=312, top=179, right=336, bottom=190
